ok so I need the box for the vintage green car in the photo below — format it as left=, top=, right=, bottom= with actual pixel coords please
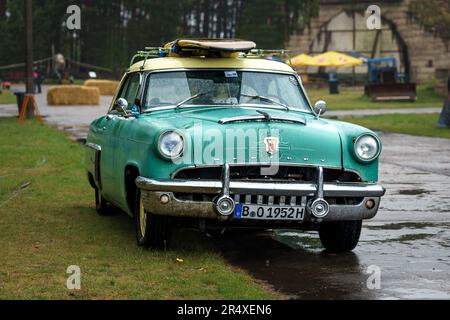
left=85, top=39, right=385, bottom=252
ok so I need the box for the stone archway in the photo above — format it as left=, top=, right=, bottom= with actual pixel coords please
left=308, top=9, right=410, bottom=79
left=286, top=0, right=450, bottom=83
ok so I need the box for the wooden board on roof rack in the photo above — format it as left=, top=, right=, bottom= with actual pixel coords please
left=165, top=39, right=257, bottom=57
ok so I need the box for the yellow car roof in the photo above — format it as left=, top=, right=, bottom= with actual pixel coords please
left=128, top=57, right=295, bottom=73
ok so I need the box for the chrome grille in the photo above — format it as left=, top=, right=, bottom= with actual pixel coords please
left=173, top=192, right=363, bottom=206
left=173, top=165, right=361, bottom=183
left=232, top=194, right=307, bottom=206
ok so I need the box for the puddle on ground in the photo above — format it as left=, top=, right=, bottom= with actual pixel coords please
left=397, top=189, right=432, bottom=196
left=275, top=230, right=322, bottom=251
left=275, top=224, right=448, bottom=247
left=405, top=172, right=432, bottom=176
left=215, top=222, right=450, bottom=299
left=365, top=222, right=439, bottom=230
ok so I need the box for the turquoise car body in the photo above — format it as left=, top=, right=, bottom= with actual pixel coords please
left=85, top=56, right=384, bottom=222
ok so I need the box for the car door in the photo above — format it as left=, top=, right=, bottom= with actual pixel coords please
left=101, top=72, right=142, bottom=204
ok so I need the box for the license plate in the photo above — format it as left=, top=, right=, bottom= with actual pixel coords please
left=234, top=204, right=305, bottom=221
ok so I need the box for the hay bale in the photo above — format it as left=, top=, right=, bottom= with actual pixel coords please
left=84, top=79, right=119, bottom=96
left=47, top=86, right=100, bottom=106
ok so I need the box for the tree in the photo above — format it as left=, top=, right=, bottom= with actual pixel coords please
left=0, top=0, right=318, bottom=74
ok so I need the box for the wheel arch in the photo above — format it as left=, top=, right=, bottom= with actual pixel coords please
left=124, top=163, right=141, bottom=216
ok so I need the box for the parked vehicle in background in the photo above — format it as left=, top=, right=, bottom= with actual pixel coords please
left=365, top=57, right=417, bottom=101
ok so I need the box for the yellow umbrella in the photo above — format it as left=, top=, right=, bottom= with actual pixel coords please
left=306, top=51, right=363, bottom=67
left=286, top=54, right=314, bottom=67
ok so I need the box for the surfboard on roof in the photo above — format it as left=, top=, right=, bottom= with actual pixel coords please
left=165, top=39, right=257, bottom=55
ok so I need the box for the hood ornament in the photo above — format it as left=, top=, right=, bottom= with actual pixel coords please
left=264, top=137, right=279, bottom=155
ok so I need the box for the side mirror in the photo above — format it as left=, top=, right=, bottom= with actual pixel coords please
left=314, top=100, right=327, bottom=117
left=115, top=98, right=128, bottom=115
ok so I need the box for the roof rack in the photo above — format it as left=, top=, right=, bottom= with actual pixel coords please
left=128, top=39, right=291, bottom=68
left=129, top=47, right=170, bottom=70
left=244, top=49, right=291, bottom=62
left=246, top=49, right=290, bottom=57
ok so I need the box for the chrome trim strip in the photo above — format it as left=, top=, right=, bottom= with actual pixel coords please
left=136, top=176, right=386, bottom=197
left=85, top=142, right=102, bottom=189
left=85, top=142, right=101, bottom=151
left=322, top=184, right=386, bottom=197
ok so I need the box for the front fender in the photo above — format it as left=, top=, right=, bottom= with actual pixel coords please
left=330, top=119, right=380, bottom=183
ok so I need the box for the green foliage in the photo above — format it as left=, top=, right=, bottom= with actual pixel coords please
left=409, top=0, right=450, bottom=41
left=233, top=0, right=317, bottom=49
left=0, top=0, right=317, bottom=72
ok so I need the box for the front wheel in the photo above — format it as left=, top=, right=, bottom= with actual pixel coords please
left=135, top=189, right=171, bottom=250
left=319, top=220, right=362, bottom=253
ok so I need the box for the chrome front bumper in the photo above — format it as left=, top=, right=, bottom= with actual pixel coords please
left=136, top=165, right=386, bottom=223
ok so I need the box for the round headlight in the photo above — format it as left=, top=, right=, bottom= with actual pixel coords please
left=158, top=131, right=184, bottom=159
left=354, top=134, right=380, bottom=162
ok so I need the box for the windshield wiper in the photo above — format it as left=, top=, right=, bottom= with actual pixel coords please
left=240, top=93, right=290, bottom=111
left=175, top=91, right=213, bottom=110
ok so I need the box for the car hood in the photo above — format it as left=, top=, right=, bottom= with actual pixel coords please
left=142, top=107, right=343, bottom=168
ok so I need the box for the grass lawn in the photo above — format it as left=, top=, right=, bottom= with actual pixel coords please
left=0, top=90, right=16, bottom=104
left=0, top=118, right=276, bottom=300
left=341, top=113, right=450, bottom=139
left=306, top=84, right=444, bottom=111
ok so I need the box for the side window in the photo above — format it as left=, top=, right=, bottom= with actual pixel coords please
left=117, top=73, right=141, bottom=109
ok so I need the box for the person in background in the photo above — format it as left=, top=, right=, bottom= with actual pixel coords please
left=33, top=66, right=40, bottom=94
left=36, top=63, right=44, bottom=94
left=437, top=75, right=450, bottom=128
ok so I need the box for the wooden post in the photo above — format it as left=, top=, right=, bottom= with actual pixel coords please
left=24, top=0, right=33, bottom=96
left=20, top=0, right=41, bottom=122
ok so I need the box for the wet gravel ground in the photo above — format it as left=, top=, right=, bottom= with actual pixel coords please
left=217, top=133, right=450, bottom=299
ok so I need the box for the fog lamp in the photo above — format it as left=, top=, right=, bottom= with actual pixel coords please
left=160, top=194, right=170, bottom=205
left=214, top=195, right=235, bottom=216
left=365, top=199, right=376, bottom=210
left=310, top=198, right=330, bottom=218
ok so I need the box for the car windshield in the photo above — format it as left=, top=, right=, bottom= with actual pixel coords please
left=143, top=70, right=311, bottom=112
